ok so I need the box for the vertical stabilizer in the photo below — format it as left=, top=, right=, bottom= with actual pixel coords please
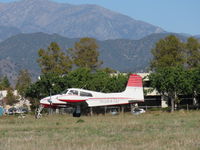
left=123, top=74, right=144, bottom=101
left=126, top=74, right=143, bottom=88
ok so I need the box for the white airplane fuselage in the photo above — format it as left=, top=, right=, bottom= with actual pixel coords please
left=38, top=74, right=144, bottom=117
left=58, top=87, right=144, bottom=107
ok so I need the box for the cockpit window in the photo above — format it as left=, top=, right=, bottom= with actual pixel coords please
left=68, top=90, right=78, bottom=95
left=61, top=89, right=68, bottom=94
left=80, top=91, right=93, bottom=97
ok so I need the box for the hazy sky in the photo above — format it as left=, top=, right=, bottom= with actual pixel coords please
left=1, top=0, right=199, bottom=35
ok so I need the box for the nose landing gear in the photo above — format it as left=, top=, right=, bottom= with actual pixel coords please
left=35, top=105, right=44, bottom=119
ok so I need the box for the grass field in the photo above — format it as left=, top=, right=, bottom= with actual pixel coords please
left=0, top=111, right=200, bottom=150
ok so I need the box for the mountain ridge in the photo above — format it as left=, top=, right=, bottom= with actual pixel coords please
left=0, top=32, right=192, bottom=83
left=0, top=0, right=165, bottom=40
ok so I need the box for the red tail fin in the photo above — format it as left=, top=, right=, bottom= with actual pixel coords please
left=127, top=74, right=143, bottom=87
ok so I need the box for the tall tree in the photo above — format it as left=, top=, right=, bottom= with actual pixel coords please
left=38, top=42, right=72, bottom=75
left=4, top=89, right=19, bottom=106
left=185, top=37, right=200, bottom=69
left=26, top=73, right=69, bottom=99
left=189, top=67, right=200, bottom=106
left=25, top=72, right=69, bottom=110
left=151, top=35, right=185, bottom=70
left=0, top=76, right=10, bottom=90
left=149, top=66, right=193, bottom=112
left=69, top=37, right=102, bottom=70
left=15, top=69, right=32, bottom=99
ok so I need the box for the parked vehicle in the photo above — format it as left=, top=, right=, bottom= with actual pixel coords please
left=6, top=107, right=28, bottom=115
left=132, top=108, right=146, bottom=115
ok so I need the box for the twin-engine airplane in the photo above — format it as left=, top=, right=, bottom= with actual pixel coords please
left=36, top=74, right=144, bottom=118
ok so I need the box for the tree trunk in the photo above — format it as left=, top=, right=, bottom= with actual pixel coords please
left=193, top=91, right=197, bottom=106
left=174, top=92, right=178, bottom=110
left=193, top=97, right=197, bottom=106
left=171, top=97, right=175, bottom=112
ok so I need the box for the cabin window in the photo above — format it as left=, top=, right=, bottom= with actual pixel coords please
left=68, top=90, right=78, bottom=95
left=80, top=91, right=93, bottom=97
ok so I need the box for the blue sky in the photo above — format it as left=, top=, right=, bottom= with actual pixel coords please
left=1, top=0, right=199, bottom=35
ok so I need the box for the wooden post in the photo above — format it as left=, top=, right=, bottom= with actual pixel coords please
left=56, top=108, right=59, bottom=114
left=121, top=106, right=124, bottom=114
left=48, top=108, right=52, bottom=115
left=104, top=106, right=107, bottom=115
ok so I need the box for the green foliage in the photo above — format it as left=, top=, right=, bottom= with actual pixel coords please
left=66, top=68, right=128, bottom=93
left=37, top=42, right=72, bottom=75
left=151, top=35, right=185, bottom=70
left=66, top=67, right=93, bottom=89
left=103, top=74, right=128, bottom=93
left=151, top=35, right=200, bottom=71
left=190, top=67, right=200, bottom=94
left=150, top=35, right=200, bottom=110
left=4, top=89, right=19, bottom=106
left=99, top=67, right=117, bottom=73
left=26, top=73, right=69, bottom=99
left=69, top=38, right=102, bottom=70
left=149, top=66, right=193, bottom=111
left=149, top=66, right=193, bottom=95
left=26, top=68, right=128, bottom=105
left=26, top=72, right=70, bottom=109
left=15, top=69, right=31, bottom=98
left=0, top=76, right=10, bottom=90
left=86, top=71, right=110, bottom=92
left=185, top=37, right=200, bottom=69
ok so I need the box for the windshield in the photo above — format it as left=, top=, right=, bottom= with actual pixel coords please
left=61, top=89, right=68, bottom=94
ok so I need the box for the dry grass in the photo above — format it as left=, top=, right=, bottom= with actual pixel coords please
left=0, top=111, right=200, bottom=150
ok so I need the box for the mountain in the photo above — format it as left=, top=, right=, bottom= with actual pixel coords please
left=0, top=32, right=189, bottom=83
left=99, top=33, right=188, bottom=72
left=0, top=33, right=76, bottom=81
left=0, top=0, right=165, bottom=40
left=195, top=35, right=200, bottom=38
left=0, top=26, right=21, bottom=42
left=0, top=58, right=19, bottom=83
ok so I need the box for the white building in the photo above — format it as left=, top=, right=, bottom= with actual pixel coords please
left=0, top=90, right=31, bottom=110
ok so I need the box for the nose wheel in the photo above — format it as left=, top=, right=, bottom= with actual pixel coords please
left=35, top=105, right=44, bottom=119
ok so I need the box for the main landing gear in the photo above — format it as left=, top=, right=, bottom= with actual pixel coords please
left=131, top=103, right=145, bottom=115
left=73, top=105, right=81, bottom=117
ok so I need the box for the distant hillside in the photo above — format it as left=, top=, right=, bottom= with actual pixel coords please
left=99, top=33, right=188, bottom=72
left=0, top=26, right=21, bottom=42
left=0, top=33, right=77, bottom=81
left=0, top=0, right=164, bottom=40
left=0, top=32, right=190, bottom=83
left=0, top=59, right=19, bottom=83
left=195, top=35, right=200, bottom=38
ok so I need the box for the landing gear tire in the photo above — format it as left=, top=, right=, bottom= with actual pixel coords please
left=73, top=105, right=81, bottom=117
left=73, top=112, right=81, bottom=117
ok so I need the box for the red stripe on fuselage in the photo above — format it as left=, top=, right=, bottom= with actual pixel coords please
left=59, top=99, right=86, bottom=103
left=41, top=103, right=67, bottom=107
left=88, top=97, right=131, bottom=100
